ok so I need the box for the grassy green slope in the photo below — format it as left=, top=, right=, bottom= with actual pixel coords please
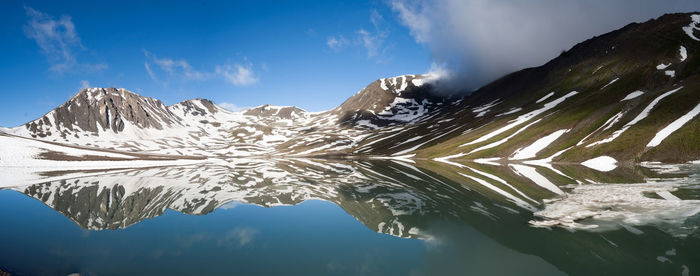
left=354, top=13, right=700, bottom=163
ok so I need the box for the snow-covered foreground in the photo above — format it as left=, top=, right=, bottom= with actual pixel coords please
left=0, top=134, right=215, bottom=186
left=0, top=134, right=207, bottom=166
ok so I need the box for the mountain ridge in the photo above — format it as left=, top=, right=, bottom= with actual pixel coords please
left=357, top=12, right=700, bottom=164
left=2, top=12, right=700, bottom=165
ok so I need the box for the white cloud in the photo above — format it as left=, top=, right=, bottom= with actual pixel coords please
left=24, top=6, right=106, bottom=74
left=326, top=36, right=348, bottom=51
left=144, top=62, right=159, bottom=82
left=391, top=1, right=431, bottom=44
left=216, top=63, right=259, bottom=86
left=357, top=29, right=382, bottom=57
left=80, top=80, right=90, bottom=89
left=390, top=0, right=700, bottom=90
left=218, top=102, right=248, bottom=112
left=425, top=62, right=453, bottom=81
left=327, top=9, right=389, bottom=59
left=361, top=9, right=389, bottom=58
left=306, top=28, right=318, bottom=37
left=143, top=50, right=208, bottom=82
left=144, top=50, right=259, bottom=87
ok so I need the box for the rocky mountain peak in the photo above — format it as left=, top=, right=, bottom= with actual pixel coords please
left=170, top=99, right=221, bottom=117
left=10, top=88, right=230, bottom=141
left=334, top=74, right=453, bottom=128
left=338, top=75, right=424, bottom=113
left=243, top=104, right=307, bottom=120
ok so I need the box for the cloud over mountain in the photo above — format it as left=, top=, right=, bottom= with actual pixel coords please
left=391, top=0, right=700, bottom=91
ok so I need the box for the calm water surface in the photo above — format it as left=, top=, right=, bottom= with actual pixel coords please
left=0, top=160, right=698, bottom=275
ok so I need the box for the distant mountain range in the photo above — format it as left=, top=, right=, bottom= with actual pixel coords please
left=2, top=12, right=700, bottom=165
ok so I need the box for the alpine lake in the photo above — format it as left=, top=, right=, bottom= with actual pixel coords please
left=1, top=159, right=699, bottom=276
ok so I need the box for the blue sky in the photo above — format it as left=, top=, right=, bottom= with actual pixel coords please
left=2, top=0, right=698, bottom=127
left=0, top=0, right=432, bottom=126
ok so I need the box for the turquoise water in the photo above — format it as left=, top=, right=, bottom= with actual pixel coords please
left=0, top=160, right=698, bottom=275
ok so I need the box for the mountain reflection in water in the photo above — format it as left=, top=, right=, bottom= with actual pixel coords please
left=1, top=159, right=699, bottom=276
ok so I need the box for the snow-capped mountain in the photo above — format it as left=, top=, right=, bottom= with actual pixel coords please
left=2, top=13, right=700, bottom=164
left=332, top=74, right=451, bottom=128
left=0, top=87, right=356, bottom=157
left=3, top=87, right=237, bottom=154
left=10, top=88, right=220, bottom=139
left=242, top=104, right=307, bottom=119
left=0, top=75, right=445, bottom=158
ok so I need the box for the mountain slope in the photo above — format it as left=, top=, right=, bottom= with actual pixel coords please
left=356, top=12, right=700, bottom=164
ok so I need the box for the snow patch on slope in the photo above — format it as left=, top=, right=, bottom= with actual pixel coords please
left=377, top=97, right=431, bottom=122
left=536, top=92, right=554, bottom=103
left=511, top=129, right=568, bottom=160
left=601, top=78, right=619, bottom=90
left=647, top=102, right=700, bottom=147
left=464, top=91, right=578, bottom=146
left=679, top=46, right=687, bottom=62
left=682, top=14, right=700, bottom=41
left=576, top=111, right=625, bottom=146
left=587, top=87, right=682, bottom=147
left=656, top=63, right=671, bottom=70
left=621, top=91, right=644, bottom=101
left=471, top=99, right=500, bottom=118
left=495, top=107, right=522, bottom=117
left=465, top=119, right=542, bottom=155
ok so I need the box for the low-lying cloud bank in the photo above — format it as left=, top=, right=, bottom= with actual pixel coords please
left=391, top=0, right=700, bottom=93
